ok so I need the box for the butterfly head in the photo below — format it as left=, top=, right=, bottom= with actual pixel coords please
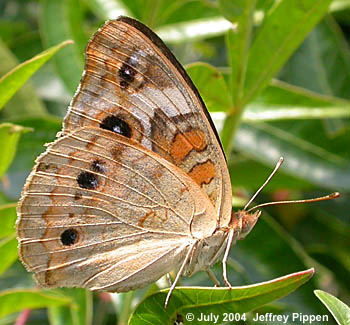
left=230, top=209, right=262, bottom=240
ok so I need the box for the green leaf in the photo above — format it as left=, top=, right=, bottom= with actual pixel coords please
left=232, top=213, right=337, bottom=315
left=0, top=38, right=46, bottom=117
left=314, top=290, right=350, bottom=325
left=243, top=80, right=350, bottom=121
left=280, top=16, right=350, bottom=100
left=129, top=269, right=314, bottom=324
left=0, top=203, right=17, bottom=238
left=228, top=156, right=313, bottom=190
left=0, top=203, right=18, bottom=275
left=0, top=289, right=73, bottom=319
left=125, top=0, right=221, bottom=28
left=242, top=0, right=333, bottom=106
left=278, top=15, right=350, bottom=135
left=219, top=0, right=256, bottom=24
left=220, top=0, right=257, bottom=152
left=0, top=235, right=17, bottom=275
left=116, top=291, right=138, bottom=325
left=3, top=116, right=61, bottom=199
left=0, top=40, right=73, bottom=111
left=186, top=63, right=232, bottom=112
left=234, top=123, right=350, bottom=191
left=0, top=123, right=31, bottom=178
left=220, top=0, right=256, bottom=104
left=41, top=0, right=86, bottom=94
left=7, top=116, right=61, bottom=172
left=48, top=289, right=93, bottom=325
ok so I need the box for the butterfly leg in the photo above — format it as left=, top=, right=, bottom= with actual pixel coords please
left=222, top=229, right=235, bottom=288
left=165, top=241, right=198, bottom=308
left=167, top=273, right=172, bottom=286
left=206, top=268, right=220, bottom=287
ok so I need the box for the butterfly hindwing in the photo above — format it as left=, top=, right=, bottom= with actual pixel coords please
left=17, top=127, right=217, bottom=290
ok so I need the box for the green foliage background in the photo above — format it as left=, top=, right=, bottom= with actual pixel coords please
left=0, top=0, right=349, bottom=324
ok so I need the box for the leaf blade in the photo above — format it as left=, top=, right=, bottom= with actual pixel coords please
left=129, top=269, right=314, bottom=324
left=0, top=289, right=73, bottom=319
left=0, top=235, right=18, bottom=275
left=0, top=40, right=72, bottom=110
left=0, top=123, right=32, bottom=178
left=243, top=0, right=333, bottom=106
left=314, top=290, right=350, bottom=325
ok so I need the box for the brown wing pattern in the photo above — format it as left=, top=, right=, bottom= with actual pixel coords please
left=17, top=127, right=217, bottom=290
left=63, top=17, right=232, bottom=226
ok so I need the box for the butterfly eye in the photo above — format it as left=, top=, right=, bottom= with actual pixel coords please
left=76, top=171, right=98, bottom=189
left=60, top=228, right=78, bottom=246
left=100, top=115, right=132, bottom=138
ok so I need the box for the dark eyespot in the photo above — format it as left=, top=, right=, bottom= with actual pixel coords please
left=37, top=163, right=56, bottom=172
left=100, top=116, right=131, bottom=138
left=77, top=171, right=98, bottom=189
left=74, top=192, right=82, bottom=200
left=91, top=159, right=106, bottom=174
left=119, top=64, right=136, bottom=83
left=60, top=228, right=78, bottom=246
left=37, top=163, right=50, bottom=171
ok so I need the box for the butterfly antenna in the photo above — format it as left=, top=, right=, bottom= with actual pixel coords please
left=243, top=157, right=284, bottom=211
left=246, top=192, right=340, bottom=213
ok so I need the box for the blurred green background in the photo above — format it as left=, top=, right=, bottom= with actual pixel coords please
left=0, top=0, right=349, bottom=324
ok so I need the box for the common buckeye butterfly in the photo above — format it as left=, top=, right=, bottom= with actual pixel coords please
left=16, top=16, right=339, bottom=307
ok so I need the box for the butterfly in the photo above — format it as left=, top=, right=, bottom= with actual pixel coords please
left=16, top=16, right=339, bottom=307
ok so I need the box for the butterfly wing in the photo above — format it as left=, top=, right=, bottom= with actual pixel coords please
left=17, top=127, right=217, bottom=291
left=63, top=17, right=232, bottom=227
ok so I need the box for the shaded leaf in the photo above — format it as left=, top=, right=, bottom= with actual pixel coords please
left=8, top=116, right=62, bottom=172
left=0, top=202, right=18, bottom=276
left=234, top=123, right=350, bottom=191
left=220, top=0, right=257, bottom=152
left=243, top=80, right=350, bottom=121
left=220, top=0, right=256, bottom=105
left=280, top=17, right=350, bottom=99
left=0, top=203, right=17, bottom=238
left=3, top=116, right=61, bottom=199
left=228, top=156, right=314, bottom=190
left=186, top=62, right=232, bottom=111
left=0, top=123, right=31, bottom=178
left=41, top=0, right=86, bottom=94
left=0, top=235, right=17, bottom=275
left=278, top=15, right=350, bottom=135
left=48, top=289, right=93, bottom=325
left=243, top=0, right=333, bottom=106
left=0, top=289, right=73, bottom=318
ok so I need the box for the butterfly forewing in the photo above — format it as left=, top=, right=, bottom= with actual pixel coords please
left=17, top=127, right=217, bottom=290
left=63, top=17, right=232, bottom=226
